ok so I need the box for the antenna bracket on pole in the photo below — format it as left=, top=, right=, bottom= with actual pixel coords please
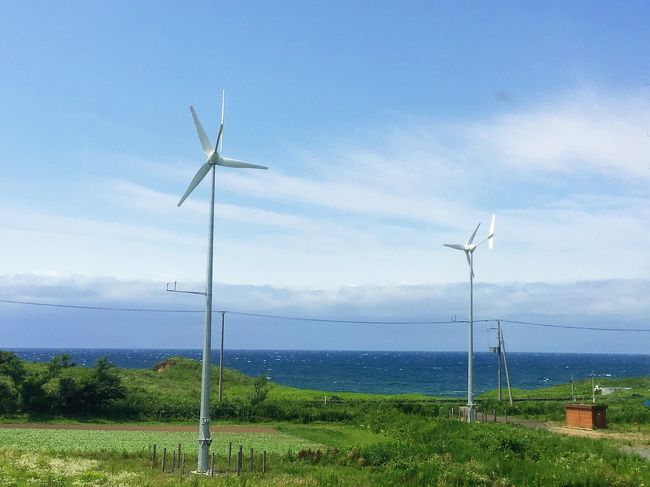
left=166, top=281, right=206, bottom=296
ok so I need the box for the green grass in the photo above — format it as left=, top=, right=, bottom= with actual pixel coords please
left=276, top=422, right=387, bottom=449
left=479, top=375, right=650, bottom=401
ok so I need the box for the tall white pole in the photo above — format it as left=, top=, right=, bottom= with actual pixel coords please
left=467, top=251, right=475, bottom=423
left=197, top=165, right=215, bottom=472
left=219, top=311, right=225, bottom=402
left=497, top=321, right=502, bottom=402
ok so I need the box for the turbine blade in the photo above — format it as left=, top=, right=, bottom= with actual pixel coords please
left=465, top=252, right=475, bottom=278
left=221, top=90, right=225, bottom=125
left=488, top=214, right=496, bottom=250
left=215, top=123, right=224, bottom=154
left=218, top=157, right=268, bottom=170
left=178, top=161, right=212, bottom=207
left=216, top=91, right=225, bottom=153
left=444, top=244, right=465, bottom=251
left=190, top=106, right=213, bottom=157
left=467, top=222, right=481, bottom=245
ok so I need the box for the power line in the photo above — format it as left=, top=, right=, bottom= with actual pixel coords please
left=0, top=298, right=648, bottom=332
left=487, top=319, right=650, bottom=333
left=0, top=298, right=459, bottom=324
left=226, top=310, right=459, bottom=325
left=0, top=299, right=203, bottom=314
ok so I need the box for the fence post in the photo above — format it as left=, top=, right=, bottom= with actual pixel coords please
left=162, top=447, right=166, bottom=473
left=237, top=445, right=243, bottom=475
left=172, top=451, right=176, bottom=472
left=151, top=444, right=156, bottom=469
left=182, top=453, right=186, bottom=478
left=250, top=448, right=254, bottom=472
left=262, top=450, right=266, bottom=474
left=228, top=442, right=232, bottom=466
left=211, top=452, right=215, bottom=477
left=178, top=444, right=181, bottom=469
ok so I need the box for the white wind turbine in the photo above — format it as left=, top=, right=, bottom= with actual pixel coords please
left=178, top=92, right=267, bottom=473
left=444, top=214, right=495, bottom=423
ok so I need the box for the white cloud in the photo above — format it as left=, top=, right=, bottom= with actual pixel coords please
left=468, top=90, right=650, bottom=179
left=1, top=88, right=648, bottom=288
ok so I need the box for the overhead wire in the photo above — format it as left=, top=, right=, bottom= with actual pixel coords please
left=0, top=298, right=648, bottom=332
left=488, top=318, right=650, bottom=333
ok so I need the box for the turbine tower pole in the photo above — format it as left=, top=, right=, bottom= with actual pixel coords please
left=198, top=165, right=216, bottom=472
left=467, top=251, right=475, bottom=422
left=219, top=311, right=225, bottom=402
left=497, top=321, right=503, bottom=402
left=177, top=94, right=267, bottom=474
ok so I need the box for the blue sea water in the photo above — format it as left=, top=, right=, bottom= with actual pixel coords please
left=8, top=348, right=650, bottom=397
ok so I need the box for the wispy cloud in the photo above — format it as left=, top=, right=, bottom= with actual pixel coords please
left=1, top=88, right=647, bottom=288
left=467, top=90, right=650, bottom=179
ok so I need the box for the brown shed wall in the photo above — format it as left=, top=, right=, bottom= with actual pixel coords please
left=564, top=404, right=607, bottom=430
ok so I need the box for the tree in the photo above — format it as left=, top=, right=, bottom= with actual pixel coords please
left=251, top=374, right=269, bottom=405
left=0, top=351, right=27, bottom=392
left=45, top=354, right=75, bottom=379
left=81, top=356, right=126, bottom=411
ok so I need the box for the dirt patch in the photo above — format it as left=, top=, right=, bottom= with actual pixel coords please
left=152, top=359, right=176, bottom=373
left=0, top=423, right=277, bottom=433
left=546, top=424, right=649, bottom=444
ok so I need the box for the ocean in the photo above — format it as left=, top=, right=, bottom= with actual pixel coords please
left=8, top=348, right=650, bottom=397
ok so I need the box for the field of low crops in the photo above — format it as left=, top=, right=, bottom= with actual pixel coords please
left=0, top=427, right=322, bottom=455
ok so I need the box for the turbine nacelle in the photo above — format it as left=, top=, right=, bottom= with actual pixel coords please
left=178, top=92, right=267, bottom=207
left=443, top=214, right=496, bottom=277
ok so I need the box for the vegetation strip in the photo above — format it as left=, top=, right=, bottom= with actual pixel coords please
left=0, top=423, right=277, bottom=432
left=0, top=428, right=322, bottom=454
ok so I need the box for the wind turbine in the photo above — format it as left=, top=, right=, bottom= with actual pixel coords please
left=178, top=92, right=267, bottom=473
left=444, top=214, right=495, bottom=423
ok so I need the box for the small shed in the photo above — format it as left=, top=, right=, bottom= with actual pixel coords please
left=564, top=404, right=607, bottom=429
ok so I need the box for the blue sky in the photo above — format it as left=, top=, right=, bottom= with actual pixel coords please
left=1, top=1, right=649, bottom=352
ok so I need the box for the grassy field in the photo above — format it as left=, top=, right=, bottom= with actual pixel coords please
left=1, top=418, right=648, bottom=486
left=1, top=353, right=649, bottom=485
left=478, top=375, right=650, bottom=426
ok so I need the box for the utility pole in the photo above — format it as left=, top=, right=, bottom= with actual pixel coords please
left=591, top=371, right=595, bottom=404
left=488, top=323, right=503, bottom=402
left=571, top=375, right=576, bottom=402
left=499, top=322, right=513, bottom=406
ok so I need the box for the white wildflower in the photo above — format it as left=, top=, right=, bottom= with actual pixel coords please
left=47, top=457, right=100, bottom=476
